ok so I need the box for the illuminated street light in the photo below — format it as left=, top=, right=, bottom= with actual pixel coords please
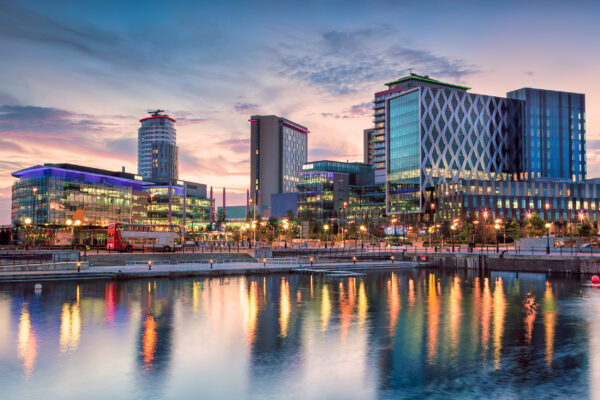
left=24, top=217, right=32, bottom=225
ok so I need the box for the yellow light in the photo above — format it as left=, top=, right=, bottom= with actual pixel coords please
left=545, top=223, right=551, bottom=229
left=494, top=224, right=500, bottom=230
left=360, top=225, right=366, bottom=231
left=323, top=224, right=329, bottom=231
left=24, top=218, right=32, bottom=225
left=74, top=220, right=81, bottom=226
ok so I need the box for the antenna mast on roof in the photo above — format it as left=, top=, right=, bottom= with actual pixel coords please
left=147, top=109, right=165, bottom=117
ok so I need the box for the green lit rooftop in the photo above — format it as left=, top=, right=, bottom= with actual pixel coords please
left=384, top=75, right=471, bottom=91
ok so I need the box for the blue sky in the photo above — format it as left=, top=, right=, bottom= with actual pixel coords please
left=1, top=0, right=599, bottom=223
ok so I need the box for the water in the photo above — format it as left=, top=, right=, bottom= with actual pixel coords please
left=0, top=270, right=596, bottom=399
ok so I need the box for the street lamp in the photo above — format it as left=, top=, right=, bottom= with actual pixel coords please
left=450, top=224, right=456, bottom=252
left=323, top=224, right=329, bottom=248
left=360, top=225, right=366, bottom=249
left=494, top=222, right=501, bottom=253
left=545, top=222, right=551, bottom=254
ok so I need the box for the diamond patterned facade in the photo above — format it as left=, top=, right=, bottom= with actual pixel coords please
left=386, top=85, right=523, bottom=215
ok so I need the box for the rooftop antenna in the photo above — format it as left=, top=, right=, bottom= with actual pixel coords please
left=408, top=67, right=413, bottom=75
left=147, top=109, right=165, bottom=116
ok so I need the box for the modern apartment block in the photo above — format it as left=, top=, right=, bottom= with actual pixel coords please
left=138, top=110, right=179, bottom=183
left=507, top=88, right=586, bottom=181
left=249, top=115, right=308, bottom=208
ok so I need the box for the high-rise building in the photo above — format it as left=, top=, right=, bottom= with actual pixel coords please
left=381, top=74, right=523, bottom=217
left=249, top=115, right=308, bottom=208
left=507, top=88, right=586, bottom=181
left=138, top=110, right=178, bottom=183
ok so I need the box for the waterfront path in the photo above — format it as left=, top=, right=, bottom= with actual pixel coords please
left=0, top=260, right=420, bottom=283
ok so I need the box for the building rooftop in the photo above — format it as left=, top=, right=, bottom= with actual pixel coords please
left=12, top=163, right=144, bottom=181
left=384, top=74, right=471, bottom=91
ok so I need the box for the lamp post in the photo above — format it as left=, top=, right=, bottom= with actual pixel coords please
left=494, top=221, right=501, bottom=253
left=24, top=217, right=32, bottom=248
left=323, top=224, right=329, bottom=249
left=545, top=222, right=551, bottom=254
left=450, top=224, right=456, bottom=252
left=391, top=218, right=398, bottom=246
left=343, top=201, right=348, bottom=248
left=360, top=225, right=366, bottom=250
left=32, top=187, right=38, bottom=226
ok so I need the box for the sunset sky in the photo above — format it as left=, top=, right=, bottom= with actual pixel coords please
left=1, top=0, right=599, bottom=224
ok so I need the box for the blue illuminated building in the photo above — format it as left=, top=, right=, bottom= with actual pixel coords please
left=507, top=88, right=586, bottom=181
left=11, top=164, right=210, bottom=230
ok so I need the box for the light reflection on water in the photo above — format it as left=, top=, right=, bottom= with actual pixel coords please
left=0, top=269, right=594, bottom=399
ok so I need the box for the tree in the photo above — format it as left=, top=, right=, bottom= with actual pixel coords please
left=504, top=220, right=522, bottom=242
left=526, top=213, right=546, bottom=237
left=578, top=221, right=597, bottom=237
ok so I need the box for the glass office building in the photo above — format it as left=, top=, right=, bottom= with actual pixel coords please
left=297, top=161, right=384, bottom=221
left=386, top=76, right=523, bottom=217
left=507, top=88, right=585, bottom=181
left=11, top=164, right=211, bottom=230
left=436, top=179, right=600, bottom=233
left=138, top=110, right=179, bottom=182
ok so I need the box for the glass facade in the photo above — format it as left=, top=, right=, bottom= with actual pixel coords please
left=282, top=125, right=307, bottom=193
left=11, top=165, right=211, bottom=230
left=297, top=161, right=384, bottom=221
left=507, top=88, right=585, bottom=181
left=436, top=179, right=600, bottom=228
left=387, top=90, right=421, bottom=214
left=148, top=186, right=211, bottom=230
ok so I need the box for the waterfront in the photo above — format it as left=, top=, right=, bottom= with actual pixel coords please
left=0, top=270, right=595, bottom=399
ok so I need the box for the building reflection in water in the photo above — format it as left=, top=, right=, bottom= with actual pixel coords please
left=279, top=278, right=290, bottom=338
left=59, top=296, right=81, bottom=353
left=492, top=277, right=506, bottom=370
left=543, top=281, right=557, bottom=369
left=523, top=292, right=538, bottom=345
left=427, top=273, right=439, bottom=364
left=18, top=303, right=37, bottom=377
left=0, top=270, right=593, bottom=399
left=481, top=277, right=492, bottom=360
left=321, top=284, right=331, bottom=332
left=357, top=280, right=368, bottom=326
left=448, top=275, right=462, bottom=355
left=387, top=273, right=401, bottom=338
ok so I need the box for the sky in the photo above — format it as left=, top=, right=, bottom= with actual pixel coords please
left=1, top=0, right=600, bottom=224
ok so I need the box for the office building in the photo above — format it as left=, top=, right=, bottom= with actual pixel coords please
left=138, top=110, right=179, bottom=183
left=383, top=74, right=523, bottom=218
left=297, top=161, right=385, bottom=221
left=435, top=178, right=600, bottom=232
left=507, top=88, right=586, bottom=181
left=11, top=164, right=211, bottom=232
left=249, top=115, right=308, bottom=208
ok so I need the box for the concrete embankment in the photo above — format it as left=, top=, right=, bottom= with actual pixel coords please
left=0, top=260, right=419, bottom=283
left=85, top=252, right=255, bottom=266
left=407, top=252, right=600, bottom=274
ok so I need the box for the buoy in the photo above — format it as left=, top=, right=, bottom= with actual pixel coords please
left=592, top=275, right=600, bottom=284
left=34, top=283, right=42, bottom=292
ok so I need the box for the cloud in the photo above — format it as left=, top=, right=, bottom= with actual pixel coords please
left=322, top=101, right=372, bottom=119
left=234, top=102, right=261, bottom=113
left=273, top=28, right=479, bottom=95
left=214, top=138, right=249, bottom=154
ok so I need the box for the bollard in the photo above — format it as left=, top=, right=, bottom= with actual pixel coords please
left=391, top=255, right=395, bottom=263
left=310, top=257, right=314, bottom=266
left=148, top=260, right=152, bottom=270
left=262, top=258, right=267, bottom=267
left=210, top=259, right=214, bottom=269
left=76, top=261, right=81, bottom=273
left=353, top=256, right=357, bottom=265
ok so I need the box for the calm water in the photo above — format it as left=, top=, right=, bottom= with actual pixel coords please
left=0, top=270, right=597, bottom=399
